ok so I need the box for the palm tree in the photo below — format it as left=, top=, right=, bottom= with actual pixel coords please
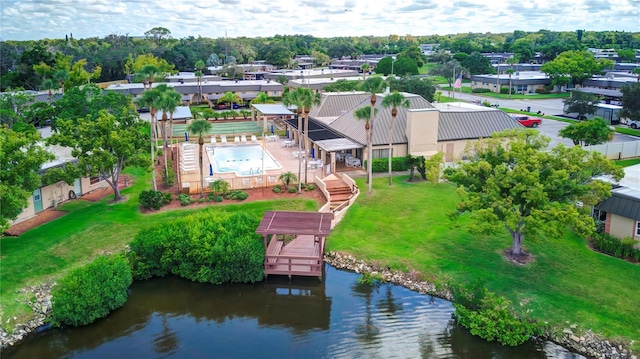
left=279, top=171, right=297, bottom=190
left=41, top=78, right=56, bottom=103
left=217, top=91, right=242, bottom=109
left=505, top=68, right=515, bottom=97
left=54, top=69, right=68, bottom=94
left=354, top=105, right=378, bottom=189
left=187, top=119, right=212, bottom=199
left=360, top=77, right=385, bottom=194
left=137, top=65, right=159, bottom=90
left=360, top=63, right=370, bottom=80
left=155, top=85, right=181, bottom=186
left=300, top=89, right=321, bottom=183
left=194, top=60, right=206, bottom=103
left=250, top=91, right=275, bottom=105
left=283, top=89, right=305, bottom=193
left=137, top=87, right=164, bottom=191
left=382, top=91, right=410, bottom=186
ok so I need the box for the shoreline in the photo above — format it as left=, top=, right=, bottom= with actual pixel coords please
left=1, top=253, right=636, bottom=359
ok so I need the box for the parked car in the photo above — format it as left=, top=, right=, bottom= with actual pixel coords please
left=232, top=103, right=240, bottom=109
left=510, top=114, right=541, bottom=128
left=217, top=103, right=227, bottom=110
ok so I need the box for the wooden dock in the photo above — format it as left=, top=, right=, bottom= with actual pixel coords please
left=256, top=211, right=334, bottom=279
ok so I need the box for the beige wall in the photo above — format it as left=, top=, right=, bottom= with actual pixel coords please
left=609, top=214, right=638, bottom=241
left=10, top=177, right=108, bottom=226
left=406, top=109, right=439, bottom=157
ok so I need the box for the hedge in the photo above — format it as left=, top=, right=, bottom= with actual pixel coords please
left=127, top=211, right=264, bottom=284
left=592, top=232, right=640, bottom=262
left=51, top=255, right=132, bottom=327
left=366, top=157, right=409, bottom=173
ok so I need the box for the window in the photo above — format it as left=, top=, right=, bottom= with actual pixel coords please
left=90, top=176, right=102, bottom=185
left=636, top=221, right=640, bottom=236
left=592, top=208, right=607, bottom=221
left=372, top=149, right=389, bottom=159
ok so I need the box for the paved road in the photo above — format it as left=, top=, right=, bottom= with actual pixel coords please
left=440, top=86, right=639, bottom=148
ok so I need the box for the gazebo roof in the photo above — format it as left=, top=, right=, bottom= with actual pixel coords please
left=256, top=211, right=334, bottom=236
left=251, top=104, right=295, bottom=116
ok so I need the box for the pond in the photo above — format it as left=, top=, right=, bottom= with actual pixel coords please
left=4, top=265, right=586, bottom=358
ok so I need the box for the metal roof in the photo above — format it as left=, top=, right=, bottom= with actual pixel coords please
left=285, top=118, right=343, bottom=142
left=252, top=104, right=295, bottom=116
left=575, top=87, right=623, bottom=97
left=327, top=93, right=434, bottom=146
left=596, top=187, right=640, bottom=221
left=255, top=211, right=334, bottom=236
left=437, top=109, right=524, bottom=141
left=309, top=92, right=370, bottom=119
left=315, top=138, right=363, bottom=152
left=157, top=106, right=192, bottom=120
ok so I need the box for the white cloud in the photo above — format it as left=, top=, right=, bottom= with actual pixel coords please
left=0, top=0, right=637, bottom=41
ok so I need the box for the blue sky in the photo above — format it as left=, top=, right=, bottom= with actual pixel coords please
left=1, top=0, right=638, bottom=41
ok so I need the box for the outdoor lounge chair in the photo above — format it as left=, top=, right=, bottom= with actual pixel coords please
left=221, top=136, right=227, bottom=143
left=251, top=135, right=257, bottom=142
left=241, top=135, right=247, bottom=142
left=211, top=136, right=217, bottom=144
left=234, top=136, right=240, bottom=143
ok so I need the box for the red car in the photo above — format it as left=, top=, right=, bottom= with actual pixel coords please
left=510, top=114, right=542, bottom=128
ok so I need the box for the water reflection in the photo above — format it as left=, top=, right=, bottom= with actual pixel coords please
left=4, top=265, right=586, bottom=359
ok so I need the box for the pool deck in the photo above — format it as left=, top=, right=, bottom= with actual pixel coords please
left=178, top=136, right=329, bottom=193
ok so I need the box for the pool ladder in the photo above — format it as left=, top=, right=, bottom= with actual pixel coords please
left=249, top=167, right=261, bottom=175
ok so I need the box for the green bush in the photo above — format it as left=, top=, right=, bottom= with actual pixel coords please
left=207, top=192, right=216, bottom=202
left=51, top=255, right=132, bottom=327
left=500, top=87, right=510, bottom=94
left=288, top=187, right=297, bottom=193
left=592, top=233, right=640, bottom=261
left=535, top=88, right=549, bottom=94
left=225, top=190, right=248, bottom=200
left=472, top=88, right=491, bottom=93
left=482, top=100, right=492, bottom=107
left=371, top=157, right=409, bottom=173
left=178, top=193, right=191, bottom=206
left=213, top=195, right=223, bottom=202
left=272, top=186, right=281, bottom=193
left=127, top=211, right=264, bottom=284
left=424, top=152, right=444, bottom=183
left=161, top=159, right=175, bottom=186
left=139, top=190, right=172, bottom=210
left=451, top=283, right=540, bottom=346
left=305, top=184, right=316, bottom=191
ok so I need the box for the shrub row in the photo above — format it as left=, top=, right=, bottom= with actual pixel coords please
left=472, top=88, right=491, bottom=93
left=368, top=157, right=410, bottom=173
left=51, top=255, right=132, bottom=327
left=127, top=211, right=264, bottom=284
left=592, top=232, right=640, bottom=261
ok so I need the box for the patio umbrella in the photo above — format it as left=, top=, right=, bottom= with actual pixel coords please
left=311, top=147, right=315, bottom=158
left=286, top=129, right=289, bottom=139
left=185, top=132, right=189, bottom=141
left=270, top=124, right=274, bottom=135
left=209, top=164, right=213, bottom=176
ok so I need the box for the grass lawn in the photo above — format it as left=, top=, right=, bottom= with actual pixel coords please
left=440, top=86, right=570, bottom=100
left=327, top=176, right=640, bottom=349
left=616, top=158, right=640, bottom=167
left=0, top=167, right=320, bottom=327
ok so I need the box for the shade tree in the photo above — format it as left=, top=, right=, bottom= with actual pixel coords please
left=444, top=129, right=623, bottom=262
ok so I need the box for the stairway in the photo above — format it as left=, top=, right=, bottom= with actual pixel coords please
left=323, top=175, right=354, bottom=210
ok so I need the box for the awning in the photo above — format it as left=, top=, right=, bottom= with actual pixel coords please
left=314, top=138, right=363, bottom=152
left=251, top=104, right=295, bottom=116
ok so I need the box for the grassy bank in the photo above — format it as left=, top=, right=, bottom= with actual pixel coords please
left=0, top=167, right=320, bottom=326
left=327, top=176, right=640, bottom=349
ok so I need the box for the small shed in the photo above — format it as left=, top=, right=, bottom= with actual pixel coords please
left=256, top=211, right=334, bottom=278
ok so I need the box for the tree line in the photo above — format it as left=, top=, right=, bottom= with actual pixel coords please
left=2, top=28, right=638, bottom=91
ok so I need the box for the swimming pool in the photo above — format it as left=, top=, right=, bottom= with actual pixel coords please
left=206, top=144, right=281, bottom=176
